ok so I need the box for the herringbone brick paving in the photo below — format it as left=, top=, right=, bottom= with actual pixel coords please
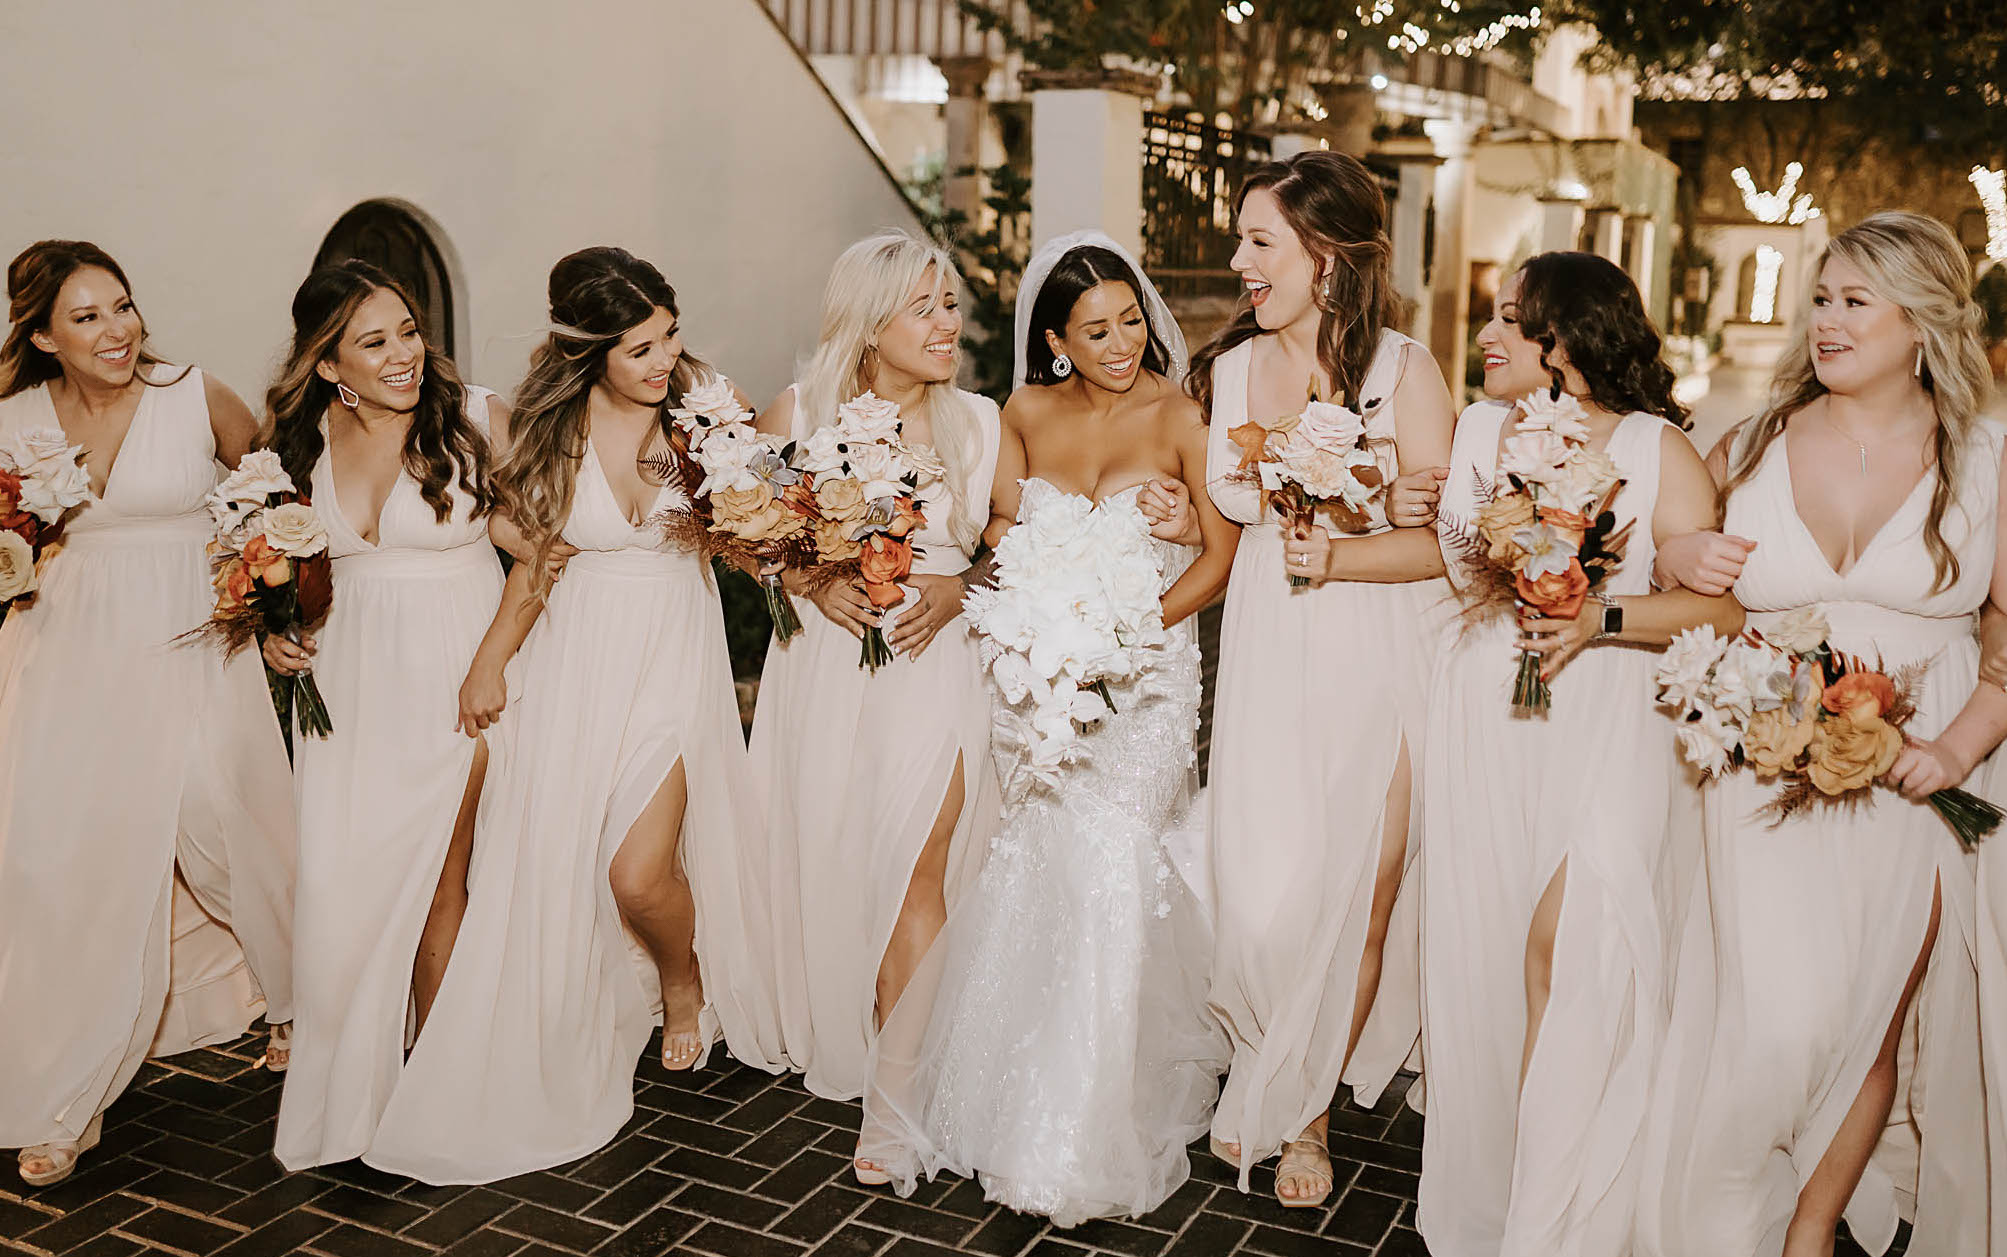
left=0, top=1027, right=1904, bottom=1257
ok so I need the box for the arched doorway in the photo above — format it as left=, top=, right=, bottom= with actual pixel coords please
left=314, top=201, right=457, bottom=358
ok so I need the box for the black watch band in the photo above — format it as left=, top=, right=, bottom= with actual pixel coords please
left=1596, top=594, right=1623, bottom=639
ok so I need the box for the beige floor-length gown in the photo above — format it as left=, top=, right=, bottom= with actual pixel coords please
left=1421, top=402, right=1677, bottom=1256
left=0, top=366, right=295, bottom=1151
left=1203, top=331, right=1446, bottom=1185
left=1637, top=424, right=1992, bottom=1257
left=274, top=387, right=506, bottom=1169
left=750, top=386, right=1002, bottom=1100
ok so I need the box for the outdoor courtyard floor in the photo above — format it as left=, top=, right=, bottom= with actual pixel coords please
left=0, top=1027, right=1905, bottom=1257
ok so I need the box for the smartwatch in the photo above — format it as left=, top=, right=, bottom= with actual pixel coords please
left=1592, top=592, right=1623, bottom=639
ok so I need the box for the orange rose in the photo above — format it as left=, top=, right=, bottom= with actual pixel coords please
left=240, top=534, right=292, bottom=585
left=886, top=496, right=926, bottom=540
left=857, top=534, right=913, bottom=608
left=1515, top=558, right=1590, bottom=619
left=214, top=558, right=255, bottom=611
left=1822, top=670, right=1897, bottom=721
left=1536, top=506, right=1590, bottom=551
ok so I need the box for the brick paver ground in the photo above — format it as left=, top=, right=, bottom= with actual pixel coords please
left=0, top=1026, right=1905, bottom=1256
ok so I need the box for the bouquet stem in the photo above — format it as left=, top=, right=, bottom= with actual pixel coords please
left=860, top=624, right=893, bottom=672
left=292, top=673, right=334, bottom=739
left=761, top=573, right=802, bottom=643
left=1511, top=648, right=1550, bottom=716
left=1927, top=786, right=2003, bottom=851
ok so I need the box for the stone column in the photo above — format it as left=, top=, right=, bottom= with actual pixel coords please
left=1624, top=214, right=1657, bottom=309
left=1424, top=118, right=1478, bottom=396
left=1024, top=68, right=1158, bottom=258
left=936, top=56, right=992, bottom=228
left=1379, top=138, right=1441, bottom=341
left=1591, top=208, right=1625, bottom=264
left=1537, top=194, right=1586, bottom=254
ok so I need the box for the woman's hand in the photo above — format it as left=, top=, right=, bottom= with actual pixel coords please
left=1281, top=524, right=1334, bottom=586
left=1885, top=738, right=1972, bottom=800
left=887, top=573, right=966, bottom=659
left=1137, top=477, right=1202, bottom=546
left=1518, top=601, right=1601, bottom=680
left=807, top=577, right=879, bottom=640
left=542, top=540, right=580, bottom=585
left=1653, top=530, right=1756, bottom=597
left=262, top=632, right=316, bottom=676
left=1388, top=466, right=1448, bottom=529
left=457, top=662, right=508, bottom=738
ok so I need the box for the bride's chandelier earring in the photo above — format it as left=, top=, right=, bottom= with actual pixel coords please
left=1052, top=352, right=1074, bottom=379
left=334, top=381, right=361, bottom=408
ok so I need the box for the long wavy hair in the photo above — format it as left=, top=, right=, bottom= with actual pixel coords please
left=1513, top=251, right=1688, bottom=429
left=1187, top=150, right=1408, bottom=417
left=498, top=246, right=710, bottom=590
left=1021, top=244, right=1172, bottom=387
left=795, top=231, right=984, bottom=551
left=1720, top=211, right=1993, bottom=592
left=2, top=240, right=182, bottom=398
left=265, top=259, right=492, bottom=523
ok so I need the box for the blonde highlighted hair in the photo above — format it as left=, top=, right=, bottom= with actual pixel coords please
left=1722, top=211, right=1994, bottom=592
left=795, top=231, right=984, bottom=551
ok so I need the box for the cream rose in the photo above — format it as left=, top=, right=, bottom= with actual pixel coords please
left=834, top=391, right=905, bottom=445
left=261, top=502, right=330, bottom=557
left=215, top=449, right=294, bottom=504
left=0, top=530, right=38, bottom=601
left=1, top=426, right=80, bottom=471
left=1765, top=604, right=1831, bottom=656
left=18, top=457, right=92, bottom=524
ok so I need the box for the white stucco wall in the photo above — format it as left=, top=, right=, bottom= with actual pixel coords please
left=0, top=0, right=925, bottom=408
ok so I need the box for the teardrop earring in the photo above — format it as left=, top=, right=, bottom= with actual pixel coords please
left=334, top=381, right=361, bottom=408
left=1051, top=353, right=1073, bottom=379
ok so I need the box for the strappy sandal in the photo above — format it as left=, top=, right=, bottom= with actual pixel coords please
left=1275, top=1134, right=1334, bottom=1209
left=19, top=1113, right=102, bottom=1188
left=853, top=1155, right=891, bottom=1187
left=661, top=1030, right=708, bottom=1072
left=1207, top=1135, right=1242, bottom=1168
left=264, top=1021, right=293, bottom=1073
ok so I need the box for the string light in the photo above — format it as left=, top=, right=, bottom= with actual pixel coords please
left=1732, top=162, right=1818, bottom=225
left=1971, top=166, right=2007, bottom=262
left=1223, top=0, right=1254, bottom=23
left=1391, top=5, right=1541, bottom=55
left=1750, top=245, right=1784, bottom=324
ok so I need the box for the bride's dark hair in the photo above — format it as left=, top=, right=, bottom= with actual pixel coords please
left=1021, top=245, right=1170, bottom=386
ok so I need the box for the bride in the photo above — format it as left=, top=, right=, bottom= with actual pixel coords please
left=858, top=230, right=1237, bottom=1224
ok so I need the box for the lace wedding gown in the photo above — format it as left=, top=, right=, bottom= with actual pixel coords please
left=859, top=478, right=1227, bottom=1226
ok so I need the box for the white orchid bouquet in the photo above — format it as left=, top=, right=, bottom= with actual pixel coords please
left=644, top=376, right=816, bottom=641
left=185, top=451, right=335, bottom=736
left=1656, top=607, right=2000, bottom=848
left=1441, top=389, right=1631, bottom=715
left=1224, top=388, right=1387, bottom=588
left=0, top=427, right=94, bottom=609
left=964, top=487, right=1167, bottom=802
left=790, top=391, right=944, bottom=670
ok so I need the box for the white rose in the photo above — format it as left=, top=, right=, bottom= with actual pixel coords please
left=794, top=425, right=848, bottom=478
left=1764, top=604, right=1831, bottom=657
left=18, top=457, right=92, bottom=524
left=1, top=427, right=82, bottom=473
left=1655, top=625, right=1728, bottom=716
left=899, top=442, right=946, bottom=487
left=1673, top=706, right=1739, bottom=777
left=834, top=391, right=905, bottom=445
left=674, top=376, right=747, bottom=426
left=0, top=530, right=38, bottom=600
left=692, top=423, right=765, bottom=496
left=1545, top=447, right=1623, bottom=514
left=261, top=502, right=329, bottom=557
left=845, top=442, right=907, bottom=503
left=1514, top=389, right=1591, bottom=443
left=216, top=449, right=295, bottom=504
left=1499, top=428, right=1569, bottom=487
left=1716, top=639, right=1795, bottom=715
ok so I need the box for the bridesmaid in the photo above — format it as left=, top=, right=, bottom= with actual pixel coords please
left=260, top=260, right=515, bottom=1169
left=748, top=230, right=1001, bottom=1169
left=0, top=241, right=296, bottom=1186
left=364, top=246, right=784, bottom=1184
left=1639, top=212, right=1999, bottom=1256
left=1191, top=149, right=1454, bottom=1207
left=1419, top=251, right=1741, bottom=1255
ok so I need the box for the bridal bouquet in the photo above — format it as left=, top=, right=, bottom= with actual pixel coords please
left=186, top=451, right=335, bottom=737
left=1225, top=388, right=1386, bottom=588
left=791, top=391, right=943, bottom=671
left=645, top=376, right=815, bottom=641
left=1656, top=608, right=2002, bottom=849
left=0, top=427, right=93, bottom=609
left=1445, top=390, right=1631, bottom=715
left=964, top=488, right=1166, bottom=802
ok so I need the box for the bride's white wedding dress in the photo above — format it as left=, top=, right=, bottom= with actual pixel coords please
left=859, top=477, right=1226, bottom=1227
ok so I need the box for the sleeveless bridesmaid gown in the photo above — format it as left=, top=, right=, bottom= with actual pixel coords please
left=1202, top=331, right=1446, bottom=1185
left=1637, top=424, right=1993, bottom=1257
left=274, top=387, right=506, bottom=1169
left=1421, top=402, right=1677, bottom=1256
left=750, top=385, right=1002, bottom=1100
left=0, top=366, right=296, bottom=1152
left=366, top=416, right=785, bottom=1183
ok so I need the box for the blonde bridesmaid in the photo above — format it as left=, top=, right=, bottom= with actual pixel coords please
left=0, top=240, right=295, bottom=1186
left=366, top=247, right=783, bottom=1183
left=749, top=230, right=1001, bottom=1178
left=1192, top=150, right=1454, bottom=1208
